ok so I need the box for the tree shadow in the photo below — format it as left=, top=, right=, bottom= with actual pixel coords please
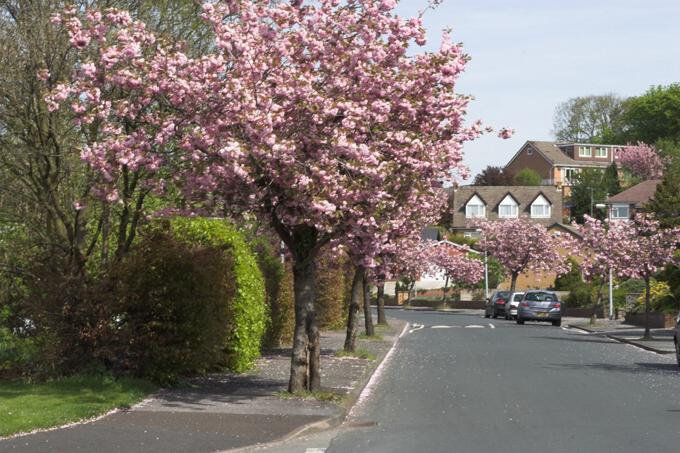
left=543, top=361, right=680, bottom=376
left=530, top=335, right=621, bottom=345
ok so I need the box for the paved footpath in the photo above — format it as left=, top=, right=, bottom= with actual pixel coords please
left=0, top=321, right=405, bottom=453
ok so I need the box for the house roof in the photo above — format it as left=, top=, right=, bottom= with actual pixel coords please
left=506, top=141, right=612, bottom=169
left=606, top=180, right=662, bottom=208
left=452, top=185, right=561, bottom=211
left=548, top=222, right=583, bottom=239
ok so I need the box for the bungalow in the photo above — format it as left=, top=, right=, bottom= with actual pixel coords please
left=605, top=179, right=661, bottom=220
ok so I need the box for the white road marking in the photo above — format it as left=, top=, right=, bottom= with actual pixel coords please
left=348, top=322, right=405, bottom=419
left=465, top=324, right=485, bottom=328
left=305, top=449, right=326, bottom=453
left=431, top=325, right=453, bottom=329
left=399, top=322, right=411, bottom=338
left=408, top=323, right=425, bottom=334
left=488, top=323, right=496, bottom=329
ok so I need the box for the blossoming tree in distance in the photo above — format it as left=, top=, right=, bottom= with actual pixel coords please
left=48, top=1, right=506, bottom=391
left=576, top=215, right=631, bottom=323
left=429, top=241, right=484, bottom=303
left=607, top=214, right=678, bottom=339
left=615, top=142, right=665, bottom=180
left=473, top=217, right=573, bottom=293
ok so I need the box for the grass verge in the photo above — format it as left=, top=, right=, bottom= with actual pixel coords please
left=0, top=374, right=157, bottom=438
left=274, top=390, right=345, bottom=403
left=358, top=333, right=383, bottom=341
left=335, top=348, right=377, bottom=361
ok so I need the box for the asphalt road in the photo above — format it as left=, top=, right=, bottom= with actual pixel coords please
left=262, top=309, right=680, bottom=453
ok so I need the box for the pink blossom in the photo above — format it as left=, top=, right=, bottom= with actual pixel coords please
left=615, top=142, right=665, bottom=180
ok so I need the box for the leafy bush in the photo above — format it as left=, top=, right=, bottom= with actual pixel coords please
left=554, top=258, right=583, bottom=291
left=106, top=232, right=236, bottom=383
left=249, top=234, right=294, bottom=348
left=315, top=247, right=351, bottom=330
left=169, top=218, right=268, bottom=372
left=564, top=284, right=593, bottom=308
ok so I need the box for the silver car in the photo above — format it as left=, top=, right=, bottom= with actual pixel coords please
left=674, top=312, right=680, bottom=367
left=517, top=290, right=561, bottom=326
left=505, top=292, right=525, bottom=320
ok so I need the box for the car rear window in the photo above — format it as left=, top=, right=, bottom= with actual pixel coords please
left=495, top=292, right=511, bottom=300
left=525, top=292, right=557, bottom=302
left=513, top=294, right=524, bottom=301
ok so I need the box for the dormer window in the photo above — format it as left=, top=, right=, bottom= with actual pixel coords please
left=596, top=147, right=608, bottom=158
left=498, top=194, right=518, bottom=218
left=579, top=146, right=592, bottom=157
left=465, top=195, right=486, bottom=218
left=531, top=195, right=551, bottom=218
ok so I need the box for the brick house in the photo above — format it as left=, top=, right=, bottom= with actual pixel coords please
left=447, top=185, right=564, bottom=237
left=605, top=179, right=661, bottom=220
left=504, top=141, right=618, bottom=194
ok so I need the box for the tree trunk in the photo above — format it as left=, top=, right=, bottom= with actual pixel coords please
left=441, top=275, right=449, bottom=305
left=363, top=271, right=374, bottom=337
left=643, top=276, right=651, bottom=340
left=406, top=281, right=415, bottom=305
left=510, top=272, right=519, bottom=293
left=288, top=257, right=321, bottom=392
left=376, top=281, right=387, bottom=325
left=344, top=266, right=363, bottom=352
left=591, top=280, right=605, bottom=325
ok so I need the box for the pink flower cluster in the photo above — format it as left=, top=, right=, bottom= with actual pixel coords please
left=615, top=142, right=665, bottom=180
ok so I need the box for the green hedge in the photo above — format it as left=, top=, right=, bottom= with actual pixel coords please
left=170, top=218, right=268, bottom=372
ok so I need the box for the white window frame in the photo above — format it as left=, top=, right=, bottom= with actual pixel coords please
left=526, top=147, right=533, bottom=155
left=498, top=194, right=519, bottom=218
left=579, top=146, right=592, bottom=157
left=463, top=231, right=481, bottom=239
left=465, top=195, right=486, bottom=218
left=530, top=195, right=551, bottom=218
left=610, top=203, right=630, bottom=220
left=561, top=168, right=578, bottom=185
left=596, top=147, right=608, bottom=158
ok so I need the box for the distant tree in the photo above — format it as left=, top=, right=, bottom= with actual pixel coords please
left=552, top=94, right=626, bottom=143
left=473, top=217, right=573, bottom=293
left=568, top=168, right=608, bottom=223
left=647, top=158, right=680, bottom=228
left=553, top=257, right=583, bottom=291
left=513, top=168, right=542, bottom=186
left=602, top=162, right=622, bottom=197
left=619, top=83, right=680, bottom=144
left=473, top=166, right=514, bottom=186
left=615, top=143, right=665, bottom=180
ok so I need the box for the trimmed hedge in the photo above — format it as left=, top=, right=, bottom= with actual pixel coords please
left=169, top=218, right=268, bottom=372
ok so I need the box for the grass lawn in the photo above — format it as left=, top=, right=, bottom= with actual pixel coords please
left=0, top=375, right=157, bottom=437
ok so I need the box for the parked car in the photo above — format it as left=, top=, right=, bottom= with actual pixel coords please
left=504, top=292, right=525, bottom=320
left=674, top=312, right=680, bottom=367
left=484, top=291, right=512, bottom=319
left=516, top=290, right=561, bottom=326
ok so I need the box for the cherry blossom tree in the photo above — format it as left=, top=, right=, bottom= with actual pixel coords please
left=576, top=215, right=631, bottom=323
left=48, top=1, right=493, bottom=392
left=615, top=142, right=665, bottom=180
left=607, top=214, right=679, bottom=339
left=473, top=217, right=573, bottom=293
left=429, top=241, right=484, bottom=303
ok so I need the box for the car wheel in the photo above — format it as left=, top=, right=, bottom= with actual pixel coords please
left=675, top=338, right=680, bottom=367
left=484, top=310, right=490, bottom=318
left=516, top=317, right=524, bottom=325
left=505, top=313, right=510, bottom=320
left=552, top=320, right=561, bottom=327
left=492, top=309, right=498, bottom=319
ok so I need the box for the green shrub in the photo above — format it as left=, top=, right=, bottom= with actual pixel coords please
left=315, top=247, right=350, bottom=330
left=554, top=258, right=583, bottom=291
left=169, top=218, right=268, bottom=372
left=108, top=232, right=237, bottom=383
left=249, top=234, right=294, bottom=348
left=564, top=284, right=593, bottom=308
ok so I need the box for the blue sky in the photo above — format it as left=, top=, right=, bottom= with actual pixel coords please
left=394, top=0, right=680, bottom=179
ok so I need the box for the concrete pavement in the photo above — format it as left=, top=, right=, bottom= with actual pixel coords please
left=565, top=317, right=677, bottom=355
left=0, top=321, right=405, bottom=453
